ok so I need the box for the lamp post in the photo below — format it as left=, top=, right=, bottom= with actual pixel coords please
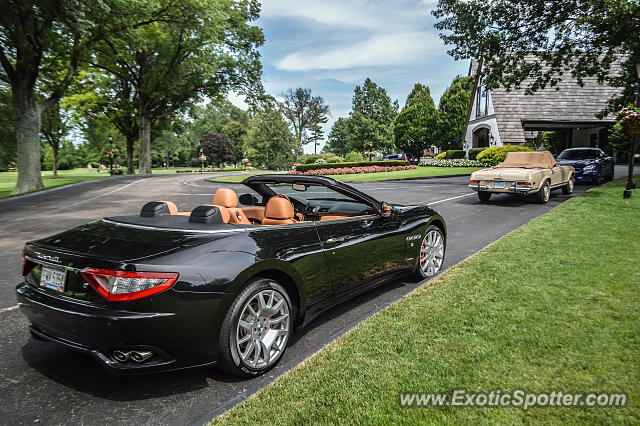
left=623, top=59, right=640, bottom=199
left=489, top=134, right=495, bottom=147
left=198, top=150, right=207, bottom=173
left=108, top=135, right=114, bottom=175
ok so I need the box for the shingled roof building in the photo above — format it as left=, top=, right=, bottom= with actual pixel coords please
left=463, top=58, right=624, bottom=154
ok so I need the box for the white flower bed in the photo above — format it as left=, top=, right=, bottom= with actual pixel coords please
left=420, top=159, right=491, bottom=167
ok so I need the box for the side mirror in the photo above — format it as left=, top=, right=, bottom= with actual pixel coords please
left=239, top=193, right=260, bottom=206
left=381, top=202, right=392, bottom=217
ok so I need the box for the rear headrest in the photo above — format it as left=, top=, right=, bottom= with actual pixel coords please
left=265, top=195, right=294, bottom=220
left=188, top=205, right=224, bottom=224
left=141, top=201, right=178, bottom=217
left=212, top=188, right=238, bottom=208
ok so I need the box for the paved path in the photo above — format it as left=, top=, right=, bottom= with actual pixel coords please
left=0, top=167, right=634, bottom=425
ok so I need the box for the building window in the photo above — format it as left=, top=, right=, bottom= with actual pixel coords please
left=476, top=78, right=489, bottom=118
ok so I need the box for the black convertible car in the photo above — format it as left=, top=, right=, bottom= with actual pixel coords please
left=16, top=175, right=446, bottom=376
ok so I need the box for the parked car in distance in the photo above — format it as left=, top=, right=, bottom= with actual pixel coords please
left=469, top=151, right=575, bottom=203
left=16, top=175, right=446, bottom=377
left=314, top=159, right=328, bottom=164
left=556, top=148, right=614, bottom=184
left=383, top=153, right=417, bottom=164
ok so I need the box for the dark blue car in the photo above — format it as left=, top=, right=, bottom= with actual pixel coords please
left=556, top=148, right=614, bottom=184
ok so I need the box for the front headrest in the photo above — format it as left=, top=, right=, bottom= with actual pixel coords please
left=212, top=188, right=238, bottom=208
left=141, top=201, right=178, bottom=217
left=265, top=195, right=294, bottom=220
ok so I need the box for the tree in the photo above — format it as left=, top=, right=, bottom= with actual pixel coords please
left=222, top=121, right=248, bottom=165
left=324, top=118, right=352, bottom=156
left=40, top=101, right=70, bottom=178
left=435, top=76, right=474, bottom=150
left=198, top=133, right=235, bottom=167
left=433, top=0, right=640, bottom=111
left=244, top=104, right=297, bottom=169
left=0, top=0, right=163, bottom=193
left=280, top=88, right=330, bottom=153
left=91, top=0, right=263, bottom=174
left=0, top=85, right=16, bottom=170
left=394, top=84, right=439, bottom=158
left=348, top=78, right=398, bottom=153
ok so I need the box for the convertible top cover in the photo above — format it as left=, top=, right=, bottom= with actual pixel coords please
left=495, top=151, right=556, bottom=169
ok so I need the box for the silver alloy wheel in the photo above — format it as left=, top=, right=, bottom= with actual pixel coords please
left=419, top=229, right=444, bottom=277
left=236, top=289, right=290, bottom=369
left=543, top=182, right=550, bottom=202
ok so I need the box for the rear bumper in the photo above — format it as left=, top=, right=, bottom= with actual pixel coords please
left=468, top=183, right=536, bottom=194
left=16, top=283, right=220, bottom=374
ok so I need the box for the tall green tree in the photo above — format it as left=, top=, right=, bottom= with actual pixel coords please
left=280, top=88, right=330, bottom=154
left=348, top=78, right=398, bottom=153
left=244, top=103, right=297, bottom=169
left=433, top=0, right=640, bottom=111
left=324, top=117, right=352, bottom=156
left=0, top=0, right=163, bottom=193
left=0, top=84, right=16, bottom=170
left=435, top=76, right=474, bottom=150
left=40, top=101, right=70, bottom=178
left=92, top=0, right=263, bottom=174
left=394, top=83, right=439, bottom=158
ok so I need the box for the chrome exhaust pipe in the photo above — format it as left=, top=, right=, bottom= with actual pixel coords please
left=130, top=351, right=153, bottom=363
left=113, top=350, right=130, bottom=362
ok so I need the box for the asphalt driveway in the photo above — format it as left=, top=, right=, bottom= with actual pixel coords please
left=0, top=166, right=634, bottom=425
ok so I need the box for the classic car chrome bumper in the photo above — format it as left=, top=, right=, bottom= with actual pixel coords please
left=469, top=182, right=535, bottom=194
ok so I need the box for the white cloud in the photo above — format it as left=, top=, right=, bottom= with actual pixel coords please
left=227, top=91, right=248, bottom=110
left=275, top=32, right=440, bottom=71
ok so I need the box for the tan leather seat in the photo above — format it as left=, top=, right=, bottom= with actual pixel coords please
left=211, top=188, right=251, bottom=224
left=212, top=188, right=238, bottom=207
left=262, top=195, right=296, bottom=225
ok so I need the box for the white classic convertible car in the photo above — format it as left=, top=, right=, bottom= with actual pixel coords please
left=469, top=151, right=575, bottom=204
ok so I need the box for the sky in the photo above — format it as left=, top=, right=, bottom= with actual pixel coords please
left=230, top=0, right=470, bottom=154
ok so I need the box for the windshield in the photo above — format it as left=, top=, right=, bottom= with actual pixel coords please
left=267, top=183, right=358, bottom=203
left=557, top=149, right=599, bottom=160
left=385, top=154, right=400, bottom=160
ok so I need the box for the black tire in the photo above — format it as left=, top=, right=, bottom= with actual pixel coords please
left=477, top=191, right=492, bottom=202
left=218, top=278, right=293, bottom=377
left=413, top=225, right=446, bottom=280
left=562, top=174, right=575, bottom=195
left=535, top=180, right=551, bottom=204
left=593, top=171, right=602, bottom=185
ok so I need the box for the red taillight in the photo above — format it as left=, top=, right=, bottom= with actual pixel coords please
left=81, top=268, right=179, bottom=302
left=517, top=181, right=532, bottom=186
left=21, top=251, right=37, bottom=276
left=470, top=179, right=480, bottom=184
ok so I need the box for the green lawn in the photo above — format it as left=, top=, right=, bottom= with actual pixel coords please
left=210, top=166, right=482, bottom=183
left=214, top=176, right=640, bottom=425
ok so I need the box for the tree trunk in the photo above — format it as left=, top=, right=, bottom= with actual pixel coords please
left=138, top=112, right=152, bottom=174
left=52, top=140, right=59, bottom=178
left=12, top=85, right=44, bottom=194
left=126, top=134, right=136, bottom=174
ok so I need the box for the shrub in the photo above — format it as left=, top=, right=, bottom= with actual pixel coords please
left=445, top=150, right=466, bottom=159
left=476, top=145, right=533, bottom=165
left=345, top=151, right=365, bottom=162
left=288, top=165, right=418, bottom=176
left=434, top=152, right=447, bottom=160
left=300, top=153, right=344, bottom=164
left=295, top=160, right=410, bottom=173
left=420, top=159, right=491, bottom=167
left=468, top=147, right=487, bottom=160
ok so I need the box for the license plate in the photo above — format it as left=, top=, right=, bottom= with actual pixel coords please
left=40, top=265, right=66, bottom=292
left=493, top=181, right=506, bottom=188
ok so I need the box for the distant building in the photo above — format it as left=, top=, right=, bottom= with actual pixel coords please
left=463, top=57, right=624, bottom=154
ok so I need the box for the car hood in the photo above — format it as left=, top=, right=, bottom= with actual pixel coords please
left=557, top=159, right=596, bottom=167
left=471, top=167, right=537, bottom=180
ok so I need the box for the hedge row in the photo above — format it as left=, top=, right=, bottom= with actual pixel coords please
left=468, top=148, right=487, bottom=160
left=445, top=150, right=466, bottom=159
left=295, top=160, right=410, bottom=172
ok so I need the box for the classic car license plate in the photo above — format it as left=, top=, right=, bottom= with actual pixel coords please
left=493, top=181, right=506, bottom=188
left=40, top=265, right=66, bottom=292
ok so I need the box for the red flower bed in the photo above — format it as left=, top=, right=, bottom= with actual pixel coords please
left=287, top=165, right=418, bottom=175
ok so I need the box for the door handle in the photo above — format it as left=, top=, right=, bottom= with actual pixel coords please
left=325, top=237, right=344, bottom=245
